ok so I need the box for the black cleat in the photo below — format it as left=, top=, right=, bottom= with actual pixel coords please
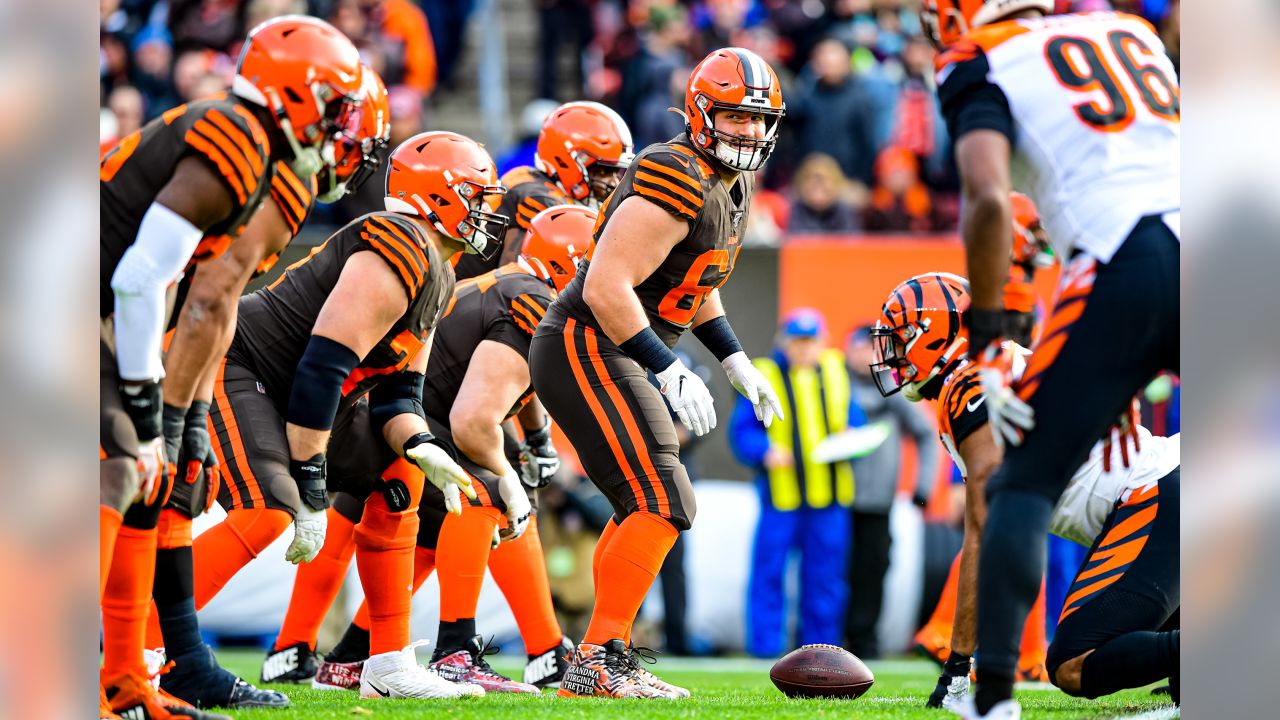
left=524, top=636, right=574, bottom=689
left=161, top=646, right=291, bottom=709
left=261, top=641, right=320, bottom=684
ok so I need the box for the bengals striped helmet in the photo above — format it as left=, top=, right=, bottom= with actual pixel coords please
left=685, top=48, right=785, bottom=172
left=384, top=132, right=508, bottom=258
left=870, top=272, right=971, bottom=401
left=520, top=205, right=593, bottom=292
left=919, top=0, right=1053, bottom=48
left=233, top=16, right=363, bottom=177
left=536, top=102, right=634, bottom=204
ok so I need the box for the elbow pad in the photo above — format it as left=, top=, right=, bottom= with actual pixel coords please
left=369, top=372, right=426, bottom=429
left=287, top=335, right=361, bottom=430
left=112, top=203, right=204, bottom=380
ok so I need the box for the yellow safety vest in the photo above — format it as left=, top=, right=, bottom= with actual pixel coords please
left=752, top=349, right=855, bottom=511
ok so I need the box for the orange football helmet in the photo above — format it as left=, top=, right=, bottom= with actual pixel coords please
left=870, top=272, right=971, bottom=400
left=233, top=15, right=364, bottom=176
left=384, top=131, right=507, bottom=257
left=319, top=66, right=391, bottom=202
left=520, top=205, right=593, bottom=292
left=919, top=0, right=1052, bottom=48
left=685, top=47, right=785, bottom=171
left=536, top=101, right=634, bottom=204
left=1009, top=191, right=1054, bottom=270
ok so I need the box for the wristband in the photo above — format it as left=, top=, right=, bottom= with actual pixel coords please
left=619, top=327, right=679, bottom=374
left=692, top=315, right=743, bottom=362
left=289, top=454, right=329, bottom=512
left=962, top=308, right=1006, bottom=357
left=120, top=381, right=164, bottom=441
left=402, top=431, right=457, bottom=461
left=523, top=423, right=552, bottom=448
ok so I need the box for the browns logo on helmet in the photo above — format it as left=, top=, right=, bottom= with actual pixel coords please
left=684, top=47, right=785, bottom=172
left=870, top=272, right=971, bottom=401
left=919, top=0, right=1053, bottom=48
left=232, top=15, right=364, bottom=177
left=384, top=131, right=508, bottom=258
left=536, top=102, right=634, bottom=204
left=519, top=205, right=593, bottom=293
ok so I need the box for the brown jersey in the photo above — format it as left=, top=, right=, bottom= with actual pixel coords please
left=226, top=211, right=456, bottom=412
left=101, top=93, right=280, bottom=318
left=540, top=135, right=751, bottom=346
left=421, top=263, right=554, bottom=423
left=936, top=360, right=988, bottom=478
left=454, top=165, right=570, bottom=281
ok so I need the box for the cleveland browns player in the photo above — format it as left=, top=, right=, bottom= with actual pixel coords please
left=99, top=15, right=363, bottom=719
left=921, top=2, right=1180, bottom=716
left=262, top=206, right=591, bottom=694
left=529, top=48, right=786, bottom=699
left=188, top=131, right=504, bottom=700
left=869, top=273, right=1179, bottom=711
left=139, top=65, right=390, bottom=711
left=454, top=101, right=632, bottom=280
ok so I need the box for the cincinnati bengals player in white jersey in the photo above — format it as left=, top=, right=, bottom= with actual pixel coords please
left=919, top=2, right=1180, bottom=717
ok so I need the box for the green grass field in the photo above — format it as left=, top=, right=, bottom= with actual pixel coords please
left=213, top=649, right=1177, bottom=719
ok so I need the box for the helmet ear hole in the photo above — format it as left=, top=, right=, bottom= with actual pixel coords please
left=927, top=338, right=947, bottom=350
left=284, top=87, right=305, bottom=104
left=430, top=193, right=451, bottom=207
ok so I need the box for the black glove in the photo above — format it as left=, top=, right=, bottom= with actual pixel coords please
left=163, top=402, right=211, bottom=485
left=912, top=491, right=930, bottom=509
left=120, top=380, right=164, bottom=441
left=518, top=424, right=560, bottom=489
left=927, top=653, right=972, bottom=709
left=962, top=308, right=1007, bottom=360
left=290, top=455, right=330, bottom=512
left=1006, top=310, right=1036, bottom=348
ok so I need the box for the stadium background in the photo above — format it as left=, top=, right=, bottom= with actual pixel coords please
left=99, top=0, right=1180, bottom=657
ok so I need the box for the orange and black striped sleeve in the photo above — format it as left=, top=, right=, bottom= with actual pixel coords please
left=359, top=213, right=431, bottom=299
left=630, top=150, right=707, bottom=223
left=181, top=104, right=270, bottom=207
left=512, top=189, right=560, bottom=230
left=487, top=280, right=553, bottom=358
left=938, top=363, right=988, bottom=447
left=268, top=160, right=316, bottom=238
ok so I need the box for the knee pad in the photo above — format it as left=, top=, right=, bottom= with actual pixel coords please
left=156, top=509, right=193, bottom=549
left=224, top=508, right=293, bottom=557
left=355, top=495, right=421, bottom=552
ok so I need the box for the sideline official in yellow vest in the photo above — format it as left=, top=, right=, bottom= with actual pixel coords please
left=729, top=308, right=867, bottom=658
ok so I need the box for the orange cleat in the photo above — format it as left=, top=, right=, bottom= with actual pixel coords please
left=556, top=641, right=667, bottom=699
left=100, top=685, right=122, bottom=719
left=103, top=671, right=231, bottom=719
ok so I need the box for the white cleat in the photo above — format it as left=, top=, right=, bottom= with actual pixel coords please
left=941, top=675, right=970, bottom=712
left=952, top=696, right=1022, bottom=720
left=358, top=641, right=485, bottom=700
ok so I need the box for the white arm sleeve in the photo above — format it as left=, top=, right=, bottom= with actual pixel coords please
left=111, top=202, right=205, bottom=381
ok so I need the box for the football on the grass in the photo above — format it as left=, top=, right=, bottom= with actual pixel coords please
left=769, top=644, right=875, bottom=699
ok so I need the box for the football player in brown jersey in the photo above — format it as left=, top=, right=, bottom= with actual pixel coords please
left=99, top=16, right=363, bottom=719
left=136, top=66, right=390, bottom=711
left=528, top=48, right=786, bottom=699
left=262, top=206, right=590, bottom=693
left=454, top=101, right=632, bottom=280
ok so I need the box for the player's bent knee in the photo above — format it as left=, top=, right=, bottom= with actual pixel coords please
left=100, top=458, right=140, bottom=513
left=355, top=503, right=420, bottom=551
left=1050, top=652, right=1090, bottom=697
left=224, top=508, right=294, bottom=557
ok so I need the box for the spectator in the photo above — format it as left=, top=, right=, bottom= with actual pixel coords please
left=168, top=0, right=242, bottom=52
left=744, top=187, right=787, bottom=247
left=245, top=0, right=307, bottom=32
left=495, top=99, right=560, bottom=176
left=420, top=0, right=478, bottom=89
left=693, top=0, right=762, bottom=57
left=171, top=49, right=229, bottom=103
left=843, top=325, right=940, bottom=659
left=129, top=27, right=178, bottom=117
left=787, top=153, right=863, bottom=234
left=618, top=3, right=692, bottom=137
left=865, top=145, right=939, bottom=232
left=730, top=309, right=866, bottom=658
left=341, top=0, right=438, bottom=97
left=107, top=85, right=145, bottom=139
left=633, top=65, right=689, bottom=149
left=788, top=37, right=895, bottom=186
left=537, top=0, right=595, bottom=100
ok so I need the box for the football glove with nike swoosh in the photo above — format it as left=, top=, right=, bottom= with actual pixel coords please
left=655, top=358, right=716, bottom=436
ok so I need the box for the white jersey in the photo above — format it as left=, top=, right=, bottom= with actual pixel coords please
left=936, top=12, right=1180, bottom=262
left=1050, top=429, right=1179, bottom=546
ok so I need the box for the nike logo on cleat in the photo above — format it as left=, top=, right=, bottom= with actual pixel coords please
left=370, top=682, right=391, bottom=697
left=262, top=647, right=299, bottom=681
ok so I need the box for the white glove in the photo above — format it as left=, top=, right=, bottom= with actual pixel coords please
left=722, top=351, right=785, bottom=428
left=285, top=506, right=327, bottom=564
left=655, top=359, right=716, bottom=436
left=135, top=437, right=168, bottom=505
left=518, top=426, right=560, bottom=489
left=977, top=345, right=1035, bottom=449
left=406, top=441, right=476, bottom=515
left=496, top=471, right=531, bottom=542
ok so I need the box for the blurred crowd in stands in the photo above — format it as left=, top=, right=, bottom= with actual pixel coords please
left=101, top=0, right=1179, bottom=240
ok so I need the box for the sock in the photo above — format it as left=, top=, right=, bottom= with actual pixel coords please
left=354, top=459, right=424, bottom=655
left=434, top=618, right=477, bottom=659
left=1019, top=581, right=1048, bottom=670
left=274, top=507, right=357, bottom=651
left=583, top=513, right=678, bottom=646
left=975, top=489, right=1053, bottom=713
left=100, top=505, right=123, bottom=602
left=192, top=508, right=292, bottom=610
left=918, top=550, right=961, bottom=652
left=144, top=510, right=195, bottom=650
left=489, top=518, right=564, bottom=655
left=102, top=525, right=157, bottom=678
left=1079, top=629, right=1179, bottom=699
left=591, top=516, right=620, bottom=592
left=326, top=623, right=371, bottom=663
left=353, top=546, right=435, bottom=632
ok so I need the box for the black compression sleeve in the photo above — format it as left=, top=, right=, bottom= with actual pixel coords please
left=287, top=335, right=360, bottom=430
left=619, top=327, right=679, bottom=374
